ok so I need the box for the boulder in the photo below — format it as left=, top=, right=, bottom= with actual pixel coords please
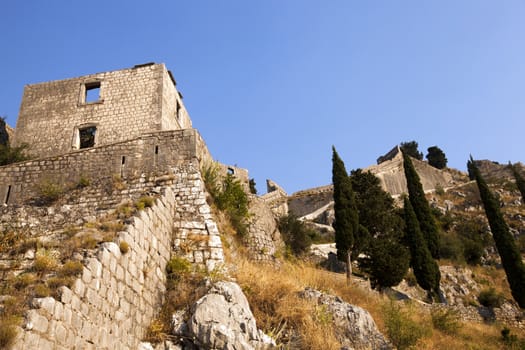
left=300, top=288, right=391, bottom=350
left=188, top=281, right=275, bottom=350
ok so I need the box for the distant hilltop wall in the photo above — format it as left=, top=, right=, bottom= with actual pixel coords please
left=288, top=152, right=455, bottom=218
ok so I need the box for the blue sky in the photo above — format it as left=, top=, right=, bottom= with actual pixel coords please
left=1, top=1, right=524, bottom=194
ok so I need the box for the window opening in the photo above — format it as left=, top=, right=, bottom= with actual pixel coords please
left=79, top=126, right=96, bottom=149
left=4, top=185, right=11, bottom=205
left=85, top=82, right=101, bottom=103
left=227, top=167, right=235, bottom=175
left=122, top=156, right=126, bottom=165
left=155, top=146, right=159, bottom=154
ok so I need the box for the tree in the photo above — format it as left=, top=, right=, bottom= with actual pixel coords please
left=509, top=163, right=525, bottom=204
left=400, top=141, right=423, bottom=160
left=468, top=157, right=525, bottom=308
left=278, top=214, right=313, bottom=256
left=332, top=146, right=359, bottom=281
left=360, top=237, right=410, bottom=290
left=403, top=197, right=441, bottom=299
left=403, top=152, right=440, bottom=259
left=426, top=146, right=447, bottom=169
left=0, top=143, right=30, bottom=166
left=350, top=169, right=403, bottom=237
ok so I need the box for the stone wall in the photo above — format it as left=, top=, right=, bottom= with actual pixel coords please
left=7, top=159, right=225, bottom=349
left=288, top=185, right=334, bottom=218
left=0, top=129, right=206, bottom=205
left=12, top=186, right=176, bottom=349
left=13, top=63, right=186, bottom=159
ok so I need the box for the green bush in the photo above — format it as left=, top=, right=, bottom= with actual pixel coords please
left=278, top=214, right=313, bottom=256
left=166, top=257, right=192, bottom=280
left=383, top=302, right=431, bottom=350
left=215, top=174, right=249, bottom=236
left=0, top=142, right=30, bottom=166
left=478, top=288, right=504, bottom=308
left=431, top=308, right=462, bottom=334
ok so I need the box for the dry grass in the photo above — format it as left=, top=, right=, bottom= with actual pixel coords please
left=234, top=257, right=382, bottom=349
left=232, top=255, right=525, bottom=349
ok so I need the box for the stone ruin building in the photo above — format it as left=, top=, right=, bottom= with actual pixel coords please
left=0, top=63, right=282, bottom=349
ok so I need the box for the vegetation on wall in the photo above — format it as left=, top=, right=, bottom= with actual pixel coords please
left=203, top=162, right=250, bottom=236
left=278, top=214, right=314, bottom=256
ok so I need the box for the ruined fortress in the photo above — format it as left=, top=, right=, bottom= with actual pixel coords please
left=0, top=63, right=268, bottom=349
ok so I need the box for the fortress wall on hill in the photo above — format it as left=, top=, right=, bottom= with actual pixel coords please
left=0, top=129, right=207, bottom=206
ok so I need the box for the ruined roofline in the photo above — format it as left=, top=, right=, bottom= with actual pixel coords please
left=21, top=62, right=168, bottom=88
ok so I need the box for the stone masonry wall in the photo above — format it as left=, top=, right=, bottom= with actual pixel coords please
left=13, top=186, right=177, bottom=349
left=9, top=159, right=225, bottom=349
left=0, top=129, right=204, bottom=205
left=13, top=63, right=186, bottom=159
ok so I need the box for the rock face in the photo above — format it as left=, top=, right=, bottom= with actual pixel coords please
left=300, top=288, right=392, bottom=350
left=188, top=281, right=275, bottom=350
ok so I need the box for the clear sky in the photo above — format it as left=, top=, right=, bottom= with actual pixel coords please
left=1, top=1, right=524, bottom=194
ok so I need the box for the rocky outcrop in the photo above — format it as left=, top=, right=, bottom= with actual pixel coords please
left=188, top=281, right=275, bottom=350
left=300, top=288, right=391, bottom=350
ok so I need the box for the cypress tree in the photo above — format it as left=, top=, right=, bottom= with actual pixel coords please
left=402, top=152, right=440, bottom=259
left=332, top=146, right=359, bottom=281
left=469, top=157, right=525, bottom=308
left=509, top=162, right=525, bottom=204
left=403, top=197, right=441, bottom=298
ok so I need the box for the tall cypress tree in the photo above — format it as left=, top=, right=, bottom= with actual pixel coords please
left=402, top=152, right=440, bottom=259
left=403, top=197, right=441, bottom=299
left=509, top=162, right=525, bottom=204
left=332, top=146, right=359, bottom=281
left=469, top=157, right=525, bottom=308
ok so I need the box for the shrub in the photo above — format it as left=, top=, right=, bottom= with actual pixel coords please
left=0, top=319, right=18, bottom=349
left=478, top=288, right=504, bottom=308
left=59, top=260, right=84, bottom=277
left=431, top=308, right=462, bottom=334
left=77, top=176, right=90, bottom=188
left=47, top=276, right=75, bottom=290
left=119, top=241, right=130, bottom=254
left=13, top=273, right=37, bottom=290
left=383, top=302, right=431, bottom=350
left=0, top=142, right=30, bottom=166
left=33, top=283, right=51, bottom=297
left=36, top=179, right=64, bottom=204
left=135, top=196, right=155, bottom=210
left=278, top=214, right=313, bottom=256
left=215, top=174, right=249, bottom=236
left=33, top=249, right=59, bottom=273
left=166, top=257, right=192, bottom=281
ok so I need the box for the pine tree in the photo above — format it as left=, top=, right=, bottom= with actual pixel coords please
left=509, top=162, right=525, bottom=204
left=426, top=146, right=448, bottom=169
left=469, top=157, right=525, bottom=308
left=403, top=197, right=441, bottom=298
left=332, top=146, right=359, bottom=281
left=402, top=152, right=440, bottom=259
